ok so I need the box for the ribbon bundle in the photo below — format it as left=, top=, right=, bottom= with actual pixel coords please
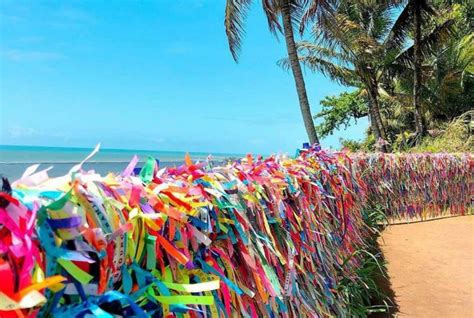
left=351, top=153, right=473, bottom=221
left=1, top=148, right=371, bottom=317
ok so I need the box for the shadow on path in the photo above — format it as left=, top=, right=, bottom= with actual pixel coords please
left=369, top=239, right=399, bottom=318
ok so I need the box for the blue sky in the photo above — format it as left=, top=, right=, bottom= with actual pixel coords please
left=0, top=0, right=367, bottom=155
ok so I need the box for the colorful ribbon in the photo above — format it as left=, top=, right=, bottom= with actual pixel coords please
left=2, top=147, right=470, bottom=317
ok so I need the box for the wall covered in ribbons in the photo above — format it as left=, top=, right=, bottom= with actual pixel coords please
left=0, top=148, right=371, bottom=317
left=1, top=149, right=471, bottom=317
left=351, top=153, right=473, bottom=221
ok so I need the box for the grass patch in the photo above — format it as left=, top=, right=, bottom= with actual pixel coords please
left=410, top=110, right=473, bottom=153
left=336, top=207, right=395, bottom=317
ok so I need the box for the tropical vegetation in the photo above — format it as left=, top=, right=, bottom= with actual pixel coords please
left=220, top=2, right=471, bottom=315
left=274, top=0, right=472, bottom=152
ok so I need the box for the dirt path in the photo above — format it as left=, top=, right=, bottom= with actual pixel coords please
left=378, top=215, right=474, bottom=317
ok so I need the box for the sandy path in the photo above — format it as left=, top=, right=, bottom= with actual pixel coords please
left=378, top=216, right=474, bottom=317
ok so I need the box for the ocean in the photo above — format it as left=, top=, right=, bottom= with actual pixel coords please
left=0, top=145, right=242, bottom=181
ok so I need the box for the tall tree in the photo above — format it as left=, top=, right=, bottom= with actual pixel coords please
left=396, top=1, right=472, bottom=121
left=281, top=1, right=404, bottom=151
left=280, top=1, right=319, bottom=144
left=286, top=0, right=454, bottom=151
left=306, top=1, right=470, bottom=151
left=413, top=0, right=427, bottom=136
left=387, top=0, right=454, bottom=137
left=224, top=0, right=334, bottom=145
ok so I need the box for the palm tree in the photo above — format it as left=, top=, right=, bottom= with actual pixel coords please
left=282, top=1, right=404, bottom=151
left=394, top=2, right=472, bottom=122
left=411, top=0, right=428, bottom=136
left=224, top=0, right=335, bottom=145
left=386, top=0, right=455, bottom=138
left=391, top=0, right=436, bottom=137
left=286, top=0, right=454, bottom=151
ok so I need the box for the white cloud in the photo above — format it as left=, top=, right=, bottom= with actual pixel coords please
left=7, top=126, right=39, bottom=138
left=3, top=49, right=65, bottom=62
left=5, top=125, right=71, bottom=140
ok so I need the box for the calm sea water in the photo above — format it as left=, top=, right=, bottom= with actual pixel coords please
left=0, top=145, right=242, bottom=181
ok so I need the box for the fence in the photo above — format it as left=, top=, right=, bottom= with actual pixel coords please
left=1, top=149, right=471, bottom=317
left=1, top=149, right=369, bottom=317
left=351, top=153, right=473, bottom=222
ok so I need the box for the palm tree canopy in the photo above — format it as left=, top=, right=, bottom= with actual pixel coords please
left=286, top=0, right=455, bottom=88
left=282, top=1, right=402, bottom=89
left=224, top=0, right=336, bottom=61
left=298, top=0, right=472, bottom=145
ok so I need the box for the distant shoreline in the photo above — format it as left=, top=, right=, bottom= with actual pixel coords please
left=0, top=159, right=231, bottom=181
left=0, top=144, right=243, bottom=157
left=0, top=145, right=245, bottom=181
left=0, top=160, right=183, bottom=164
left=0, top=145, right=243, bottom=181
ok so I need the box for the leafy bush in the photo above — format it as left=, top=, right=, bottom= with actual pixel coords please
left=410, top=110, right=473, bottom=152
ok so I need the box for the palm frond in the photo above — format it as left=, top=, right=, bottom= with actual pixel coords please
left=225, top=0, right=253, bottom=61
left=393, top=19, right=455, bottom=67
left=368, top=5, right=393, bottom=40
left=288, top=0, right=306, bottom=30
left=384, top=0, right=436, bottom=53
left=383, top=56, right=413, bottom=79
left=297, top=41, right=353, bottom=65
left=262, top=0, right=282, bottom=36
left=457, top=33, right=474, bottom=80
left=312, top=11, right=361, bottom=57
left=356, top=0, right=405, bottom=8
left=383, top=0, right=412, bottom=51
left=297, top=55, right=359, bottom=86
left=299, top=0, right=338, bottom=34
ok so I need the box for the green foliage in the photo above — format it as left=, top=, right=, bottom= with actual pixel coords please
left=294, top=1, right=408, bottom=86
left=337, top=252, right=389, bottom=317
left=290, top=0, right=458, bottom=145
left=423, top=34, right=474, bottom=120
left=340, top=138, right=365, bottom=152
left=309, top=1, right=473, bottom=152
left=388, top=2, right=473, bottom=122
left=342, top=109, right=473, bottom=153
left=340, top=134, right=376, bottom=152
left=315, top=90, right=368, bottom=138
left=409, top=111, right=474, bottom=152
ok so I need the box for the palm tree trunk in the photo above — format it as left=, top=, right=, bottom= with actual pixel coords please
left=413, top=1, right=427, bottom=136
left=371, top=96, right=388, bottom=143
left=367, top=85, right=389, bottom=152
left=367, top=105, right=382, bottom=141
left=281, top=0, right=320, bottom=145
